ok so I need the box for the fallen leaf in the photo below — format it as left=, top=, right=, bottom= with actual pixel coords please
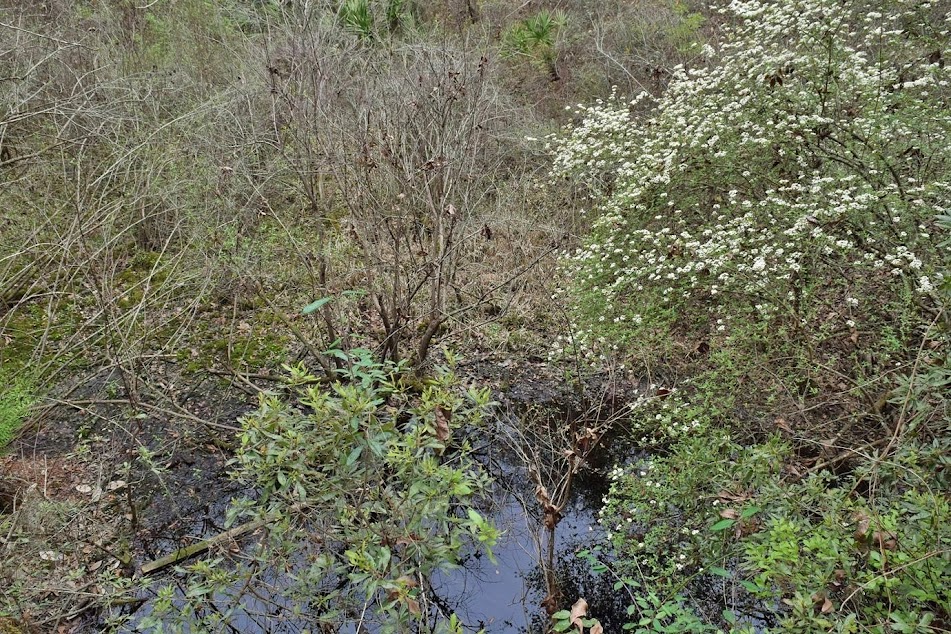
left=852, top=511, right=871, bottom=539
left=590, top=622, right=604, bottom=634
left=406, top=597, right=421, bottom=615
left=75, top=484, right=93, bottom=494
left=832, top=569, right=847, bottom=587
left=872, top=530, right=898, bottom=551
left=774, top=417, right=792, bottom=433
left=570, top=598, right=588, bottom=631
left=106, top=480, right=127, bottom=492
left=396, top=575, right=417, bottom=588
left=717, top=490, right=752, bottom=503
left=39, top=551, right=64, bottom=562
left=719, top=508, right=740, bottom=520
left=821, top=598, right=834, bottom=614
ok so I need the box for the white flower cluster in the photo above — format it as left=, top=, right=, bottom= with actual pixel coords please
left=550, top=0, right=950, bottom=359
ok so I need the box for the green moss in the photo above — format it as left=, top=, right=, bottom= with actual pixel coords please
left=0, top=373, right=33, bottom=449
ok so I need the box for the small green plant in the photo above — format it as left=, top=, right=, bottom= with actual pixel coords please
left=339, top=0, right=376, bottom=40
left=501, top=10, right=567, bottom=80
left=338, top=0, right=411, bottom=41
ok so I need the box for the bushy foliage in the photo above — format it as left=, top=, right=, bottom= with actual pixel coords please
left=552, top=0, right=951, bottom=630
left=141, top=351, right=497, bottom=632
left=598, top=413, right=949, bottom=632
left=552, top=0, right=949, bottom=396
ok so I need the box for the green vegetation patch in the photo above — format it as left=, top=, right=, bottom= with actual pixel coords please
left=0, top=373, right=33, bottom=449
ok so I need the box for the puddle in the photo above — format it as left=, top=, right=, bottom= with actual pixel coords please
left=97, top=362, right=774, bottom=633
left=93, top=362, right=636, bottom=632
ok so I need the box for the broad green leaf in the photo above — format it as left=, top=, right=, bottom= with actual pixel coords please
left=302, top=296, right=333, bottom=315
left=710, top=518, right=735, bottom=532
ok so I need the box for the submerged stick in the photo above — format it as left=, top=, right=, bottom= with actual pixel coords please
left=140, top=519, right=266, bottom=575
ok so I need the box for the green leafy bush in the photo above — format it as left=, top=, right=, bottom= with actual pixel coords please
left=142, top=350, right=497, bottom=632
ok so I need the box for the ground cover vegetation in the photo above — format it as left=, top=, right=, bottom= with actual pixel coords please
left=0, top=0, right=947, bottom=632
left=0, top=0, right=708, bottom=630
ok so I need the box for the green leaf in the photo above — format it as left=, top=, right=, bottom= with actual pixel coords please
left=302, top=296, right=333, bottom=315
left=740, top=505, right=761, bottom=519
left=740, top=580, right=761, bottom=593
left=552, top=610, right=572, bottom=620
left=345, top=445, right=363, bottom=466
left=722, top=609, right=736, bottom=623
left=710, top=518, right=735, bottom=532
left=709, top=566, right=731, bottom=578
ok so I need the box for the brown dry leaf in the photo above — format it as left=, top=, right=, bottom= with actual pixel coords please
left=396, top=575, right=417, bottom=588
left=569, top=598, right=589, bottom=631
left=852, top=511, right=871, bottom=539
left=872, top=530, right=898, bottom=550
left=717, top=490, right=752, bottom=503
left=406, top=597, right=421, bottom=615
left=396, top=535, right=420, bottom=546
left=435, top=407, right=451, bottom=443
left=832, top=569, right=847, bottom=587
left=719, top=508, right=740, bottom=520
left=774, top=417, right=792, bottom=433
left=821, top=598, right=834, bottom=614
left=590, top=622, right=604, bottom=634
left=535, top=484, right=552, bottom=508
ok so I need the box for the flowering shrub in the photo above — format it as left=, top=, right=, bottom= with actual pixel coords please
left=554, top=0, right=951, bottom=631
left=552, top=0, right=949, bottom=395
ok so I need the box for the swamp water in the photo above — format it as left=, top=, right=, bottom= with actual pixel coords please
left=100, top=362, right=772, bottom=633
left=106, top=365, right=638, bottom=632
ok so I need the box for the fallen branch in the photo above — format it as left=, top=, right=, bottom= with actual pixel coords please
left=141, top=519, right=267, bottom=575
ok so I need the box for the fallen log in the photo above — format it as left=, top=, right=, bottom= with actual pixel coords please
left=140, top=519, right=266, bottom=575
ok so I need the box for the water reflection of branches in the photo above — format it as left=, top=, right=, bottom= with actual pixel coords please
left=495, top=382, right=628, bottom=618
